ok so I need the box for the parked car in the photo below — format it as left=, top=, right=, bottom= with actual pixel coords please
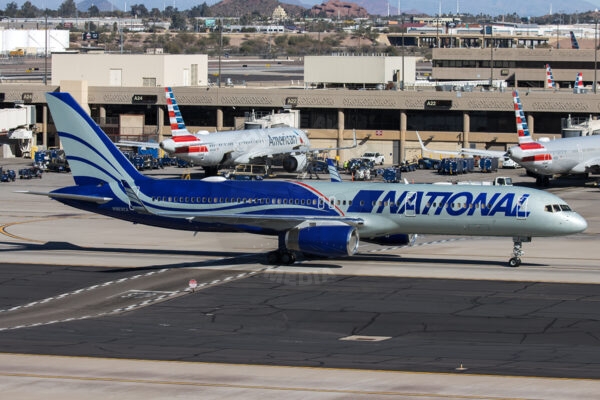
left=361, top=152, right=385, bottom=165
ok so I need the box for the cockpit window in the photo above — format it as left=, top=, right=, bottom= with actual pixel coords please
left=545, top=204, right=573, bottom=213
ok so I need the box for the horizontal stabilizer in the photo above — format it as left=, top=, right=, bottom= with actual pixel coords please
left=117, top=140, right=160, bottom=149
left=17, top=191, right=113, bottom=204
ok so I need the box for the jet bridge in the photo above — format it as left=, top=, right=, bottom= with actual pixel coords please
left=0, top=104, right=36, bottom=158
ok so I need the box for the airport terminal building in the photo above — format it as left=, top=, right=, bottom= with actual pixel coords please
left=2, top=50, right=600, bottom=164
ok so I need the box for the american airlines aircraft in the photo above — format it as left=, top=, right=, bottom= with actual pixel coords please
left=33, top=92, right=587, bottom=267
left=120, top=87, right=312, bottom=176
left=419, top=90, right=600, bottom=186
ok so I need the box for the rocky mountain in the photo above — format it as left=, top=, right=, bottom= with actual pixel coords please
left=282, top=0, right=600, bottom=16
left=210, top=0, right=306, bottom=18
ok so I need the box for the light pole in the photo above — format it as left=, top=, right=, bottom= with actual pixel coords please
left=595, top=12, right=598, bottom=94
left=218, top=18, right=223, bottom=88
left=489, top=27, right=494, bottom=88
left=401, top=13, right=405, bottom=90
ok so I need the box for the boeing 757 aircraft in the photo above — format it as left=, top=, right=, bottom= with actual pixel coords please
left=33, top=92, right=587, bottom=267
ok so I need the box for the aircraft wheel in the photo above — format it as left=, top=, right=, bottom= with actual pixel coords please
left=267, top=251, right=280, bottom=264
left=508, top=257, right=521, bottom=268
left=542, top=176, right=550, bottom=187
left=280, top=252, right=296, bottom=265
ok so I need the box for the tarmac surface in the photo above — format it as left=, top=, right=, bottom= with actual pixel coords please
left=1, top=158, right=600, bottom=399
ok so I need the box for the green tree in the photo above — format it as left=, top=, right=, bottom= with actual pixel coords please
left=57, top=0, right=77, bottom=17
left=171, top=11, right=187, bottom=31
left=130, top=4, right=149, bottom=18
left=5, top=2, right=18, bottom=18
left=88, top=5, right=99, bottom=17
left=20, top=1, right=39, bottom=18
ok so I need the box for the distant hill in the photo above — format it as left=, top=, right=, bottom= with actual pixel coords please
left=272, top=0, right=600, bottom=17
left=77, top=0, right=119, bottom=12
left=210, top=0, right=307, bottom=18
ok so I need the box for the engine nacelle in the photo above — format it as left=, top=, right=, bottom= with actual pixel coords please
left=364, top=233, right=416, bottom=246
left=286, top=223, right=359, bottom=258
left=282, top=154, right=307, bottom=173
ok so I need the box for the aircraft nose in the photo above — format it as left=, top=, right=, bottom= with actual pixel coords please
left=563, top=212, right=588, bottom=235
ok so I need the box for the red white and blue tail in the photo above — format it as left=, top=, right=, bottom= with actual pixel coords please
left=513, top=90, right=533, bottom=144
left=574, top=72, right=584, bottom=89
left=165, top=87, right=189, bottom=137
left=545, top=64, right=555, bottom=89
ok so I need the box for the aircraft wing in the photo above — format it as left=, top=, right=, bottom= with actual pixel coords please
left=309, top=129, right=361, bottom=153
left=416, top=131, right=505, bottom=158
left=459, top=148, right=507, bottom=158
left=184, top=214, right=364, bottom=232
left=579, top=158, right=600, bottom=174
left=117, top=140, right=160, bottom=149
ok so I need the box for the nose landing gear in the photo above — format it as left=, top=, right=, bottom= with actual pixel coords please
left=509, top=236, right=531, bottom=267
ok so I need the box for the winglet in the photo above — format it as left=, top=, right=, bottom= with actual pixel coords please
left=327, top=159, right=343, bottom=182
left=416, top=131, right=459, bottom=156
left=513, top=90, right=533, bottom=144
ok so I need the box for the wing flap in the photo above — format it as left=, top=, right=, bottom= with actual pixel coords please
left=184, top=214, right=364, bottom=231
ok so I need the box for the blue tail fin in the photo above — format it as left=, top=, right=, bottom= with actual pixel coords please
left=570, top=31, right=580, bottom=49
left=45, top=92, right=146, bottom=186
left=327, top=158, right=343, bottom=182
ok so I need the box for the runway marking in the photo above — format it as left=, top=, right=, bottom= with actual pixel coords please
left=0, top=220, right=46, bottom=243
left=0, top=215, right=89, bottom=243
left=0, top=268, right=169, bottom=315
left=0, top=371, right=528, bottom=399
left=0, top=266, right=274, bottom=332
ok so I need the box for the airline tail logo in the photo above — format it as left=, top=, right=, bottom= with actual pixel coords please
left=45, top=92, right=144, bottom=188
left=513, top=90, right=532, bottom=144
left=570, top=31, right=580, bottom=49
left=545, top=64, right=555, bottom=89
left=165, top=87, right=188, bottom=136
left=575, top=72, right=584, bottom=89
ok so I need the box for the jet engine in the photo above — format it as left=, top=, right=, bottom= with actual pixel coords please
left=282, top=153, right=307, bottom=173
left=285, top=223, right=359, bottom=258
left=363, top=233, right=416, bottom=246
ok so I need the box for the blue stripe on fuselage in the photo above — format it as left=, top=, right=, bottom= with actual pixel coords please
left=135, top=180, right=342, bottom=216
left=348, top=189, right=530, bottom=217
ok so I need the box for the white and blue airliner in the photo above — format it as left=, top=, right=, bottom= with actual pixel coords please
left=34, top=92, right=587, bottom=267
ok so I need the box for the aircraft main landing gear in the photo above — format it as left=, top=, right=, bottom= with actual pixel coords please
left=267, top=250, right=296, bottom=265
left=509, top=236, right=531, bottom=267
